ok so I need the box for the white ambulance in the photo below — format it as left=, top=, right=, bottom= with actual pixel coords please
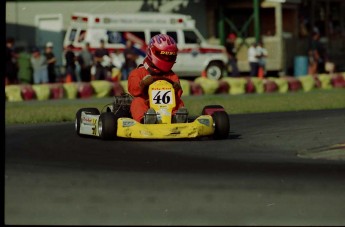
left=63, top=12, right=228, bottom=80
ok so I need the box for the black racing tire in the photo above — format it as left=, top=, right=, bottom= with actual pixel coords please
left=201, top=105, right=225, bottom=115
left=98, top=112, right=117, bottom=140
left=75, top=108, right=100, bottom=136
left=212, top=111, right=230, bottom=140
left=206, top=62, right=225, bottom=80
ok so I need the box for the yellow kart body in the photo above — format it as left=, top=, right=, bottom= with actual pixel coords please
left=116, top=116, right=214, bottom=139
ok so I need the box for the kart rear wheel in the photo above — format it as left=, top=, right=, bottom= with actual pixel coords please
left=98, top=112, right=117, bottom=140
left=202, top=105, right=225, bottom=115
left=212, top=111, right=230, bottom=140
left=75, top=108, right=100, bottom=136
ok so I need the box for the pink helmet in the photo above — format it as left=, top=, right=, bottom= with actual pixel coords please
left=146, top=34, right=178, bottom=72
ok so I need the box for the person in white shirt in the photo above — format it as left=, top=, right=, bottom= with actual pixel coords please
left=257, top=41, right=268, bottom=77
left=247, top=42, right=260, bottom=77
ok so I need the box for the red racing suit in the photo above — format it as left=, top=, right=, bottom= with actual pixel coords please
left=128, top=65, right=185, bottom=122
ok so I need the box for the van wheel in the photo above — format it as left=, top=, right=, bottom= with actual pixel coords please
left=206, top=62, right=224, bottom=80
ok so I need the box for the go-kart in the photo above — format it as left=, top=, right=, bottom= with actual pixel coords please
left=75, top=80, right=230, bottom=140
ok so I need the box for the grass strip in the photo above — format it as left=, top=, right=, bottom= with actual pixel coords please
left=5, top=88, right=345, bottom=125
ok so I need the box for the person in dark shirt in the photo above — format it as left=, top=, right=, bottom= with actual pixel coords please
left=77, top=42, right=93, bottom=82
left=93, top=39, right=110, bottom=80
left=225, top=33, right=240, bottom=77
left=65, top=44, right=77, bottom=82
left=121, top=40, right=138, bottom=80
left=308, top=32, right=326, bottom=74
left=44, top=42, right=57, bottom=83
left=6, top=37, right=18, bottom=85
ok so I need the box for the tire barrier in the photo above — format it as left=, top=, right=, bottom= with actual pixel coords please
left=194, top=77, right=219, bottom=95
left=222, top=77, right=247, bottom=95
left=63, top=83, right=78, bottom=99
left=5, top=73, right=345, bottom=102
left=249, top=77, right=264, bottom=94
left=180, top=79, right=191, bottom=96
left=267, top=77, right=289, bottom=93
left=78, top=82, right=94, bottom=99
left=50, top=84, right=64, bottom=99
left=299, top=75, right=316, bottom=92
left=32, top=84, right=51, bottom=101
left=90, top=80, right=113, bottom=98
left=318, top=74, right=333, bottom=90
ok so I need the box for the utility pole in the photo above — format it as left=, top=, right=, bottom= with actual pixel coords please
left=253, top=0, right=260, bottom=42
left=218, top=7, right=225, bottom=45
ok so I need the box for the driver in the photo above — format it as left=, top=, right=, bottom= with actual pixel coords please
left=128, top=34, right=187, bottom=124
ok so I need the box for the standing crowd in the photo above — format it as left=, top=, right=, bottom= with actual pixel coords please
left=5, top=37, right=139, bottom=86
left=6, top=32, right=328, bottom=85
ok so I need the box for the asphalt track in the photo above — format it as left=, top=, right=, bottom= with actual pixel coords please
left=5, top=109, right=345, bottom=225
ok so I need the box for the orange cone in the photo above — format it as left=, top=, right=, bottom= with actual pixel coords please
left=65, top=74, right=72, bottom=83
left=201, top=70, right=207, bottom=78
left=258, top=67, right=264, bottom=79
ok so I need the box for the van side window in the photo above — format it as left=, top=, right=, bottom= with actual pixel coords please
left=107, top=31, right=123, bottom=44
left=69, top=29, right=77, bottom=42
left=107, top=31, right=146, bottom=44
left=126, top=31, right=145, bottom=43
left=78, top=30, right=86, bottom=43
left=183, top=30, right=198, bottom=44
left=167, top=31, right=178, bottom=43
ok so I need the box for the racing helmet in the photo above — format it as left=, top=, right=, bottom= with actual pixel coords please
left=146, top=34, right=178, bottom=72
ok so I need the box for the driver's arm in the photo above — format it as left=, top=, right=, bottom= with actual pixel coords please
left=128, top=67, right=150, bottom=97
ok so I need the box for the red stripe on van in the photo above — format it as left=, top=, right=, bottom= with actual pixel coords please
left=179, top=48, right=224, bottom=54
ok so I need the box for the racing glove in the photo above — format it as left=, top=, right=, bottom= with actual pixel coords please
left=172, top=81, right=181, bottom=91
left=140, top=74, right=154, bottom=90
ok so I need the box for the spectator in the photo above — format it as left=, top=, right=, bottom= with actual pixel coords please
left=44, top=41, right=57, bottom=83
left=225, top=33, right=240, bottom=76
left=247, top=42, right=260, bottom=77
left=16, top=45, right=33, bottom=84
left=110, top=49, right=125, bottom=81
left=65, top=44, right=77, bottom=82
left=257, top=41, right=268, bottom=78
left=308, top=31, right=326, bottom=74
left=111, top=49, right=125, bottom=70
left=77, top=42, right=93, bottom=82
left=30, top=47, right=48, bottom=84
left=121, top=40, right=138, bottom=80
left=6, top=37, right=18, bottom=85
left=93, top=39, right=109, bottom=80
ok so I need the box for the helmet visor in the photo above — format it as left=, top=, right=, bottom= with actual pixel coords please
left=154, top=49, right=177, bottom=62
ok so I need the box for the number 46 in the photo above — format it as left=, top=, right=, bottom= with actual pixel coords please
left=153, top=91, right=172, bottom=104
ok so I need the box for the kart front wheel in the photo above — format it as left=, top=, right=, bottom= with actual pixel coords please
left=75, top=108, right=100, bottom=136
left=98, top=112, right=117, bottom=140
left=212, top=111, right=230, bottom=140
